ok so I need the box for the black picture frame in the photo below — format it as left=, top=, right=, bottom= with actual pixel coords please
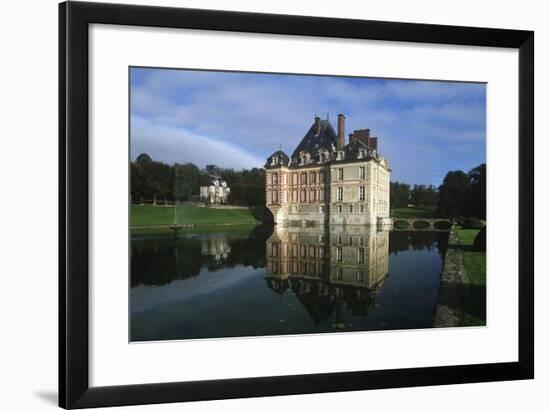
left=59, top=1, right=534, bottom=408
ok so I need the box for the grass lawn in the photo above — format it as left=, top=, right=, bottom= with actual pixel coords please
left=454, top=228, right=486, bottom=286
left=131, top=204, right=258, bottom=227
left=391, top=207, right=438, bottom=218
left=453, top=227, right=486, bottom=326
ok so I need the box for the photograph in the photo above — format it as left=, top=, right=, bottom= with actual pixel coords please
left=129, top=67, right=487, bottom=342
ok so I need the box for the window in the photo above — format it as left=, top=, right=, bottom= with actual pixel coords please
left=272, top=190, right=278, bottom=203
left=348, top=237, right=353, bottom=245
left=337, top=187, right=343, bottom=202
left=301, top=172, right=307, bottom=185
left=349, top=205, right=353, bottom=213
left=359, top=186, right=365, bottom=201
left=310, top=172, right=316, bottom=184
left=358, top=248, right=365, bottom=264
left=319, top=189, right=324, bottom=201
left=338, top=235, right=342, bottom=244
left=356, top=270, right=364, bottom=281
left=336, top=247, right=342, bottom=262
left=310, top=190, right=316, bottom=202
left=336, top=267, right=343, bottom=279
left=300, top=189, right=306, bottom=203
left=360, top=204, right=365, bottom=213
left=338, top=205, right=343, bottom=214
left=338, top=168, right=344, bottom=181
left=272, top=173, right=278, bottom=185
left=320, top=205, right=325, bottom=213
left=360, top=166, right=365, bottom=179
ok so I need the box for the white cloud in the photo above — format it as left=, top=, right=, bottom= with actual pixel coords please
left=130, top=68, right=486, bottom=185
left=131, top=115, right=265, bottom=170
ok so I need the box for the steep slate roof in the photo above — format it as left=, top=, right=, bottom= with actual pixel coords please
left=201, top=175, right=228, bottom=187
left=290, top=119, right=337, bottom=162
left=342, top=139, right=377, bottom=161
left=264, top=150, right=290, bottom=168
left=263, top=115, right=389, bottom=170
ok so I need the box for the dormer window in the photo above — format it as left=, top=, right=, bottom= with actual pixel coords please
left=318, top=149, right=329, bottom=163
left=271, top=156, right=278, bottom=165
left=359, top=149, right=366, bottom=159
left=337, top=151, right=344, bottom=160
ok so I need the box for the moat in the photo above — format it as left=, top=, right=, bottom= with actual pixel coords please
left=130, top=224, right=449, bottom=341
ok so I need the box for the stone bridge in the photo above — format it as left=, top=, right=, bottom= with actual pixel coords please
left=392, top=218, right=453, bottom=232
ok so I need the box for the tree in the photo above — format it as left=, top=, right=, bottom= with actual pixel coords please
left=205, top=164, right=221, bottom=176
left=390, top=181, right=410, bottom=208
left=468, top=163, right=486, bottom=219
left=437, top=170, right=470, bottom=217
left=136, top=153, right=152, bottom=164
left=410, top=184, right=438, bottom=208
left=174, top=163, right=200, bottom=201
left=131, top=153, right=173, bottom=203
left=229, top=167, right=266, bottom=206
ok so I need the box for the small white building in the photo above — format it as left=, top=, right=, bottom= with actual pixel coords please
left=200, top=176, right=230, bottom=204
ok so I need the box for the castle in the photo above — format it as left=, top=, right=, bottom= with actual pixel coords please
left=265, top=114, right=391, bottom=226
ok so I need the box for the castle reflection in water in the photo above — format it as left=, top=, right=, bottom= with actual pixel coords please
left=265, top=225, right=390, bottom=328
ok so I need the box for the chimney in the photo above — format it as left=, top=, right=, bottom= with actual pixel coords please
left=352, top=129, right=370, bottom=146
left=314, top=116, right=321, bottom=135
left=337, top=113, right=346, bottom=149
left=368, top=137, right=378, bottom=151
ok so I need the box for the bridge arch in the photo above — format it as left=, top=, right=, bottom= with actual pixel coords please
left=393, top=218, right=453, bottom=231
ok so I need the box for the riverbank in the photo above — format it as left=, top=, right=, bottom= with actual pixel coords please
left=433, top=227, right=486, bottom=327
left=131, top=204, right=259, bottom=227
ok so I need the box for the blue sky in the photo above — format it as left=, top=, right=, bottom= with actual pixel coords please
left=130, top=67, right=486, bottom=186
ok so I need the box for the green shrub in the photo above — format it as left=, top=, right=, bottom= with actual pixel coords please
left=434, top=220, right=453, bottom=230
left=454, top=215, right=466, bottom=225
left=473, top=226, right=486, bottom=251
left=462, top=217, right=485, bottom=229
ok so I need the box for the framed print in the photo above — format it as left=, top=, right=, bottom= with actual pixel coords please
left=59, top=1, right=534, bottom=408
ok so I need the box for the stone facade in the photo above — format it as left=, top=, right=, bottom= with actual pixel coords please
left=265, top=114, right=391, bottom=226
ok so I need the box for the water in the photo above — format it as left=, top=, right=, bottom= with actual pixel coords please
left=130, top=224, right=448, bottom=341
